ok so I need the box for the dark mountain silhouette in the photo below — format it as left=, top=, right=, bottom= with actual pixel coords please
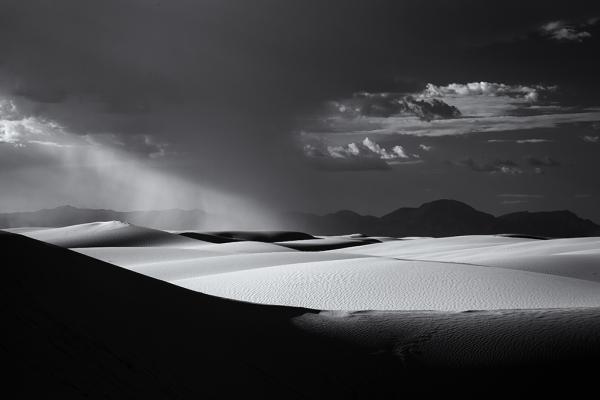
left=379, top=199, right=498, bottom=237
left=285, top=199, right=600, bottom=238
left=496, top=210, right=600, bottom=238
left=1, top=200, right=599, bottom=237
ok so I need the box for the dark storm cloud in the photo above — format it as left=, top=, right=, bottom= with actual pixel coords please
left=2, top=0, right=599, bottom=124
left=329, top=93, right=461, bottom=120
left=1, top=0, right=600, bottom=220
left=302, top=82, right=600, bottom=145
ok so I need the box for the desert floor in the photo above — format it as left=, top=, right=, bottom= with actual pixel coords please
left=4, top=222, right=600, bottom=398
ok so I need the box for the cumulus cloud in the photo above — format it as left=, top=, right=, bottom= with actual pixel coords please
left=303, top=143, right=391, bottom=171
left=421, top=82, right=553, bottom=103
left=361, top=137, right=409, bottom=159
left=1, top=94, right=169, bottom=159
left=418, top=81, right=561, bottom=121
left=583, top=135, right=599, bottom=143
left=1, top=98, right=71, bottom=147
left=419, top=144, right=433, bottom=151
left=540, top=20, right=595, bottom=42
left=303, top=137, right=419, bottom=171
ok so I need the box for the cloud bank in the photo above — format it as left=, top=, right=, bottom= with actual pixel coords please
left=301, top=82, right=600, bottom=141
left=329, top=92, right=461, bottom=121
left=540, top=19, right=597, bottom=42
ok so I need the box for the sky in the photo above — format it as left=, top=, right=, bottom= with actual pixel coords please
left=1, top=0, right=600, bottom=223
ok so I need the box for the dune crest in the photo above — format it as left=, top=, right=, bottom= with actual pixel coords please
left=10, top=221, right=209, bottom=248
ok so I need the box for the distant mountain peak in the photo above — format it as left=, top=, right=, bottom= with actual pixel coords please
left=285, top=200, right=599, bottom=238
left=419, top=199, right=476, bottom=210
left=328, top=209, right=364, bottom=218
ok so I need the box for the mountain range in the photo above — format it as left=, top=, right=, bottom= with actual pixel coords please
left=285, top=200, right=600, bottom=238
left=1, top=200, right=599, bottom=238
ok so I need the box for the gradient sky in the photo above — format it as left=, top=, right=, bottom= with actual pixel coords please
left=1, top=0, right=600, bottom=223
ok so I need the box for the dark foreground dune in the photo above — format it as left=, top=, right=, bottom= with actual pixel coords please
left=3, top=231, right=600, bottom=398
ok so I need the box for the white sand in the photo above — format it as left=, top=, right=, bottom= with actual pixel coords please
left=198, top=241, right=293, bottom=253
left=173, top=257, right=600, bottom=311
left=10, top=223, right=600, bottom=311
left=9, top=221, right=209, bottom=248
left=3, top=227, right=56, bottom=234
left=333, top=235, right=600, bottom=282
left=122, top=252, right=368, bottom=281
left=75, top=247, right=226, bottom=266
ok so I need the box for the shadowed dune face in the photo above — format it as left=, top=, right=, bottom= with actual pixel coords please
left=203, top=230, right=317, bottom=242
left=0, top=231, right=319, bottom=398
left=4, top=230, right=600, bottom=398
left=179, top=230, right=318, bottom=244
left=276, top=236, right=382, bottom=251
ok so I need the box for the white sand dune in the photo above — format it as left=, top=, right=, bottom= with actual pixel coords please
left=332, top=235, right=535, bottom=258
left=199, top=240, right=293, bottom=253
left=3, top=227, right=56, bottom=234
left=7, top=221, right=209, bottom=248
left=334, top=235, right=600, bottom=282
left=123, top=252, right=368, bottom=281
left=9, top=223, right=600, bottom=311
left=74, top=241, right=296, bottom=268
left=173, top=257, right=600, bottom=311
left=75, top=247, right=226, bottom=266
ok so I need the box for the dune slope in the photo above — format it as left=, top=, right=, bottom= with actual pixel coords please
left=175, top=257, right=600, bottom=310
left=8, top=221, right=208, bottom=248
left=4, top=231, right=600, bottom=398
left=335, top=235, right=600, bottom=282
